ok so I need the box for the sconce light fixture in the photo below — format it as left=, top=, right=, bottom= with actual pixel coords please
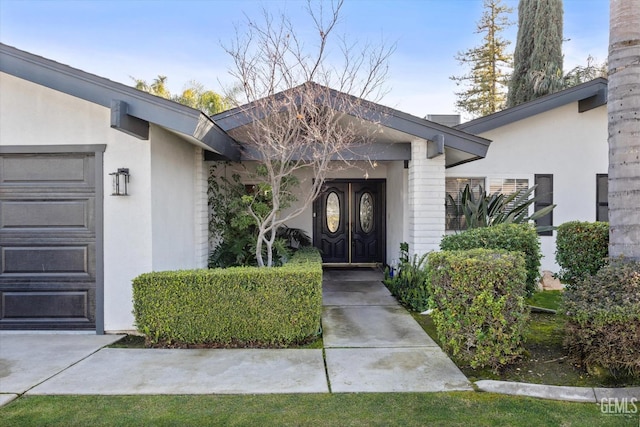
left=110, top=168, right=130, bottom=196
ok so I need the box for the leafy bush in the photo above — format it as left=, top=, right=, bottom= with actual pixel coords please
left=555, top=221, right=609, bottom=286
left=384, top=242, right=430, bottom=312
left=427, top=249, right=529, bottom=371
left=208, top=163, right=309, bottom=268
left=561, top=259, right=640, bottom=377
left=440, top=223, right=541, bottom=294
left=133, top=249, right=322, bottom=347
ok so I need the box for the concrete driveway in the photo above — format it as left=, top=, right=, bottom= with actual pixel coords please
left=0, top=333, right=123, bottom=405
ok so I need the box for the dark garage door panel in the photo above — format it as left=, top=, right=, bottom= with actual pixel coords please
left=1, top=200, right=92, bottom=229
left=2, top=246, right=91, bottom=274
left=2, top=290, right=91, bottom=319
left=0, top=152, right=97, bottom=329
left=0, top=155, right=95, bottom=186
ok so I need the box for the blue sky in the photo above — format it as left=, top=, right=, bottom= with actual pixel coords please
left=0, top=0, right=609, bottom=118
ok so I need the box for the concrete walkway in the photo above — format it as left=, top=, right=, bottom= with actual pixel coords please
left=0, top=268, right=470, bottom=402
left=322, top=268, right=471, bottom=393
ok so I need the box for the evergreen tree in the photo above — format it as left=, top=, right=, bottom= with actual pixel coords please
left=451, top=0, right=513, bottom=118
left=507, top=0, right=563, bottom=107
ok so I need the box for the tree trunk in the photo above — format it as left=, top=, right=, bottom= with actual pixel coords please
left=608, top=0, right=640, bottom=260
left=255, top=229, right=265, bottom=267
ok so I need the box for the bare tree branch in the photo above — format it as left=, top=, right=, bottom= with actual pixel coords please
left=220, top=0, right=393, bottom=266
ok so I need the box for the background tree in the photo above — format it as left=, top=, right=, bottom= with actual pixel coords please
left=450, top=0, right=513, bottom=118
left=507, top=0, right=563, bottom=107
left=562, top=55, right=607, bottom=87
left=173, top=81, right=229, bottom=115
left=131, top=75, right=230, bottom=115
left=132, top=75, right=171, bottom=98
left=222, top=0, right=393, bottom=267
left=608, top=0, right=640, bottom=260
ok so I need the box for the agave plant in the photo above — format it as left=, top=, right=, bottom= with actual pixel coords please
left=446, top=184, right=556, bottom=232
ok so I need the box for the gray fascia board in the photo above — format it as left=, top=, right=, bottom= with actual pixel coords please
left=457, top=78, right=609, bottom=135
left=377, top=112, right=490, bottom=157
left=0, top=43, right=240, bottom=160
left=0, top=144, right=107, bottom=153
left=240, top=142, right=412, bottom=162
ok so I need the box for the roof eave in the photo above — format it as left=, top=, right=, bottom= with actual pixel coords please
left=456, top=78, right=608, bottom=135
left=0, top=43, right=240, bottom=160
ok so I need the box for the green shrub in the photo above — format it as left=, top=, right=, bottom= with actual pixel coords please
left=427, top=249, right=529, bottom=371
left=440, top=223, right=541, bottom=294
left=384, top=242, right=430, bottom=312
left=555, top=221, right=609, bottom=286
left=561, top=259, right=640, bottom=377
left=132, top=250, right=322, bottom=347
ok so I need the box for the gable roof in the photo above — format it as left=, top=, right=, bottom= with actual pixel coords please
left=0, top=43, right=241, bottom=160
left=456, top=78, right=608, bottom=135
left=212, top=82, right=492, bottom=167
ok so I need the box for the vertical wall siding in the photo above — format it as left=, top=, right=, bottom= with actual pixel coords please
left=408, top=139, right=446, bottom=255
left=194, top=147, right=209, bottom=267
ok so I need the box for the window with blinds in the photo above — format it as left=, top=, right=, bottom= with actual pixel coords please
left=488, top=178, right=529, bottom=212
left=488, top=178, right=529, bottom=200
left=445, top=177, right=484, bottom=230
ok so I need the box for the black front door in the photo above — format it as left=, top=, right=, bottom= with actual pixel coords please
left=313, top=180, right=385, bottom=264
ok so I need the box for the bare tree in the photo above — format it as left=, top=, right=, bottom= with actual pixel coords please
left=221, top=0, right=394, bottom=267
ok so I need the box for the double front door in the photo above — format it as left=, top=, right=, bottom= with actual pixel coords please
left=313, top=180, right=385, bottom=264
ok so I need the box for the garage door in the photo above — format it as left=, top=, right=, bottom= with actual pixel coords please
left=0, top=151, right=98, bottom=330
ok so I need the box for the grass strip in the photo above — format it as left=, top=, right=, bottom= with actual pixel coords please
left=0, top=392, right=630, bottom=427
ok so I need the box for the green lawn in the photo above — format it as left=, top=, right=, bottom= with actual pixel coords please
left=1, top=393, right=635, bottom=427
left=526, top=290, right=563, bottom=310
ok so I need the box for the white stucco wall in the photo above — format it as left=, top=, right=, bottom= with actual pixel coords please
left=149, top=125, right=202, bottom=271
left=447, top=102, right=608, bottom=271
left=0, top=72, right=205, bottom=332
left=386, top=160, right=408, bottom=263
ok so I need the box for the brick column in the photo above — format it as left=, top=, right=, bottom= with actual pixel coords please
left=408, top=139, right=446, bottom=256
left=193, top=147, right=209, bottom=268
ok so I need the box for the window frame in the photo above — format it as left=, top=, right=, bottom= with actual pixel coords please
left=596, top=174, right=609, bottom=222
left=534, top=174, right=554, bottom=236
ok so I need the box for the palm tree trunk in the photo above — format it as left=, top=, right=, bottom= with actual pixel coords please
left=608, top=0, right=640, bottom=260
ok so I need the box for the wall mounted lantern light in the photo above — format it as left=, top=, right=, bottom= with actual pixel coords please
left=109, top=168, right=130, bottom=196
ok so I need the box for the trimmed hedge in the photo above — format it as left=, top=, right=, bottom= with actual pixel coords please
left=132, top=249, right=323, bottom=346
left=561, top=260, right=640, bottom=377
left=440, top=223, right=541, bottom=294
left=555, top=221, right=609, bottom=286
left=428, top=249, right=529, bottom=371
